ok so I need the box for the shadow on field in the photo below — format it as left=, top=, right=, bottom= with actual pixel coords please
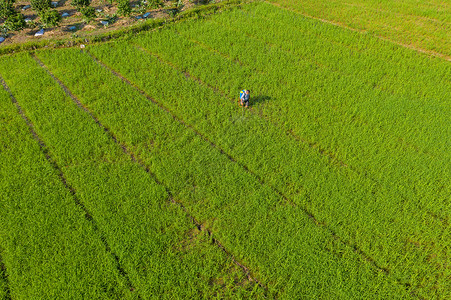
left=251, top=95, right=272, bottom=106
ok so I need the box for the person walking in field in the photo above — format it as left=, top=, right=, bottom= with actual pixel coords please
left=240, top=89, right=250, bottom=108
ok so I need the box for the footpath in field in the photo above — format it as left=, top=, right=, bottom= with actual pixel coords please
left=0, top=53, right=264, bottom=299
left=79, top=3, right=448, bottom=298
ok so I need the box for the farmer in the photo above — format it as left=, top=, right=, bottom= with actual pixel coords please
left=240, top=89, right=250, bottom=108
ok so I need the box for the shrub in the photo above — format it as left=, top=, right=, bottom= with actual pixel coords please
left=71, top=0, right=90, bottom=8
left=0, top=0, right=26, bottom=32
left=40, top=9, right=61, bottom=27
left=3, top=11, right=26, bottom=30
left=117, top=0, right=131, bottom=16
left=80, top=6, right=96, bottom=19
left=148, top=0, right=164, bottom=9
left=30, top=0, right=51, bottom=13
left=0, top=0, right=16, bottom=19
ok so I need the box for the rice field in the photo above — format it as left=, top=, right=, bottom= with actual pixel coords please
left=0, top=1, right=450, bottom=298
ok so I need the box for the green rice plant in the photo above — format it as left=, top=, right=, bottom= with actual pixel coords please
left=86, top=36, right=450, bottom=298
left=0, top=69, right=131, bottom=299
left=213, top=3, right=450, bottom=154
left=35, top=47, right=414, bottom=298
left=0, top=264, right=7, bottom=300
left=128, top=9, right=449, bottom=229
left=268, top=0, right=451, bottom=57
left=0, top=2, right=448, bottom=298
left=0, top=53, right=264, bottom=299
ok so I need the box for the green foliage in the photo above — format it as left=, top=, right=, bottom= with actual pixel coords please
left=38, top=45, right=413, bottom=298
left=271, top=0, right=450, bottom=57
left=0, top=0, right=15, bottom=19
left=40, top=9, right=61, bottom=27
left=0, top=0, right=26, bottom=33
left=80, top=6, right=96, bottom=20
left=30, top=0, right=51, bottom=13
left=71, top=0, right=90, bottom=7
left=148, top=0, right=163, bottom=9
left=0, top=259, right=7, bottom=300
left=116, top=0, right=131, bottom=16
left=90, top=9, right=448, bottom=297
left=0, top=51, right=265, bottom=299
left=3, top=11, right=26, bottom=31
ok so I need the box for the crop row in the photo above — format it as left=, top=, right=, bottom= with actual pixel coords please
left=82, top=33, right=450, bottom=298
left=0, top=54, right=260, bottom=299
left=128, top=10, right=450, bottom=224
left=0, top=74, right=131, bottom=299
left=33, top=46, right=413, bottom=298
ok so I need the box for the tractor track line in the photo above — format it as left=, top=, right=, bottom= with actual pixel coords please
left=1, top=73, right=137, bottom=296
left=0, top=251, right=11, bottom=300
left=134, top=41, right=447, bottom=227
left=206, top=18, right=438, bottom=160
left=82, top=50, right=420, bottom=293
left=33, top=53, right=267, bottom=293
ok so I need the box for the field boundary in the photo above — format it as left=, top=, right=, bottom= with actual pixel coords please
left=82, top=49, right=423, bottom=294
left=0, top=73, right=136, bottom=294
left=32, top=54, right=267, bottom=292
left=267, top=1, right=451, bottom=62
